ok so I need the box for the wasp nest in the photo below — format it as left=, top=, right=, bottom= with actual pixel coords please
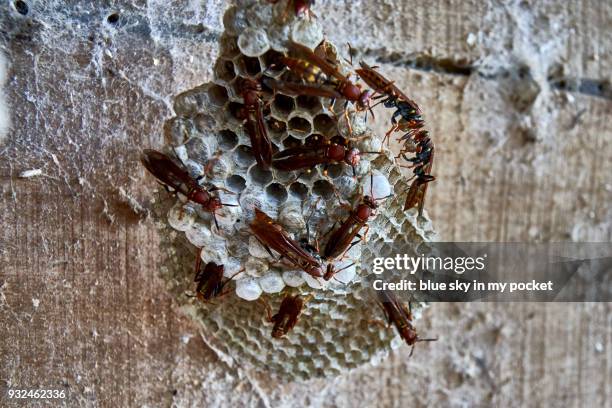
left=155, top=0, right=436, bottom=380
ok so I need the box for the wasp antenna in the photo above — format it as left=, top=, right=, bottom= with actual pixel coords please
left=194, top=247, right=204, bottom=273
left=369, top=99, right=386, bottom=110
left=171, top=146, right=186, bottom=165
left=290, top=171, right=305, bottom=184
left=335, top=262, right=355, bottom=274
left=368, top=107, right=376, bottom=122
left=213, top=212, right=220, bottom=231
left=346, top=42, right=355, bottom=66
left=374, top=194, right=393, bottom=201
left=226, top=268, right=245, bottom=281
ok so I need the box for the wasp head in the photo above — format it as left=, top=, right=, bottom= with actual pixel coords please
left=357, top=89, right=372, bottom=111
left=204, top=196, right=223, bottom=212
left=344, top=147, right=361, bottom=167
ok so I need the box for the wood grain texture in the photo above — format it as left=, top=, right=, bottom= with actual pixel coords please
left=1, top=0, right=610, bottom=407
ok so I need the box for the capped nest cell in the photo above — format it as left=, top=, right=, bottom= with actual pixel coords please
left=154, top=0, right=437, bottom=380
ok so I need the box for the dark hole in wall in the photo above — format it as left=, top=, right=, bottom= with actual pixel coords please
left=14, top=0, right=29, bottom=15
left=107, top=12, right=120, bottom=24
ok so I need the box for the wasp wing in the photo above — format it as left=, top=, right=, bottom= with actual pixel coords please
left=140, top=149, right=192, bottom=196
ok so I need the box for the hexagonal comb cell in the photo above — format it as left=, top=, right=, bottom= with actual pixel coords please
left=234, top=145, right=255, bottom=168
left=248, top=164, right=273, bottom=185
left=296, top=95, right=322, bottom=115
left=214, top=59, right=237, bottom=83
left=217, top=129, right=239, bottom=149
left=174, top=89, right=207, bottom=116
left=288, top=115, right=312, bottom=136
left=193, top=113, right=216, bottom=133
left=313, top=113, right=337, bottom=136
left=289, top=182, right=309, bottom=199
left=272, top=93, right=295, bottom=116
left=164, top=117, right=193, bottom=146
left=266, top=117, right=287, bottom=138
left=226, top=174, right=247, bottom=193
left=182, top=136, right=209, bottom=163
left=207, top=84, right=229, bottom=107
left=236, top=55, right=262, bottom=77
left=237, top=27, right=270, bottom=57
left=312, top=179, right=335, bottom=198
left=219, top=34, right=240, bottom=59
left=325, top=163, right=345, bottom=179
left=228, top=101, right=245, bottom=120
left=265, top=183, right=288, bottom=204
left=261, top=49, right=285, bottom=76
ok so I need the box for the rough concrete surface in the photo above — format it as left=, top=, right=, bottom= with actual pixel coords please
left=0, top=0, right=610, bottom=407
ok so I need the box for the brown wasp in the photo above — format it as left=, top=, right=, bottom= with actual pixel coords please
left=140, top=149, right=237, bottom=229
left=355, top=62, right=435, bottom=216
left=271, top=135, right=380, bottom=177
left=321, top=175, right=390, bottom=277
left=355, top=61, right=425, bottom=143
left=190, top=251, right=243, bottom=302
left=262, top=294, right=311, bottom=338
left=296, top=199, right=357, bottom=282
left=322, top=195, right=378, bottom=261
left=272, top=142, right=360, bottom=172
left=398, top=130, right=435, bottom=217
left=263, top=43, right=372, bottom=113
left=237, top=77, right=273, bottom=170
left=404, top=171, right=434, bottom=217
left=250, top=208, right=323, bottom=277
left=376, top=289, right=437, bottom=356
